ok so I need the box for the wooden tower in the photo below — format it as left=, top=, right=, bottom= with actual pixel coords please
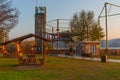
left=35, top=6, right=46, bottom=54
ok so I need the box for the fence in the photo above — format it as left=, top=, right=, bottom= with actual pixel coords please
left=100, top=49, right=120, bottom=55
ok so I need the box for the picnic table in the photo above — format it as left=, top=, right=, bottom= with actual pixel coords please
left=26, top=54, right=36, bottom=64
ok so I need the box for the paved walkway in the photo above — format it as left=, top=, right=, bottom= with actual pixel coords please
left=57, top=54, right=120, bottom=63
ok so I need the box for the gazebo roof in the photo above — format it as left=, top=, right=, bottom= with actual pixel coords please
left=0, top=33, right=51, bottom=45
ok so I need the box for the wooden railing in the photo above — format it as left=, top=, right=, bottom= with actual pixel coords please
left=100, top=49, right=120, bottom=55
left=47, top=49, right=76, bottom=55
left=3, top=48, right=120, bottom=56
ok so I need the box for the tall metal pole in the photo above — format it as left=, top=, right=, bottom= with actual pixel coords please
left=98, top=2, right=120, bottom=54
left=105, top=2, right=108, bottom=50
left=98, top=17, right=100, bottom=40
left=52, top=27, right=54, bottom=49
left=57, top=19, right=59, bottom=50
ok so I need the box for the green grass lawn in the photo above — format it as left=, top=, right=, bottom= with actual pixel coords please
left=0, top=54, right=120, bottom=80
left=108, top=55, right=120, bottom=60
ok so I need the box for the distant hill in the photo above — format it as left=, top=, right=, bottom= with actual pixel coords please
left=101, top=38, right=120, bottom=48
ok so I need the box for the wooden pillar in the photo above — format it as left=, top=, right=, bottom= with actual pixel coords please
left=2, top=45, right=7, bottom=56
left=96, top=43, right=100, bottom=54
left=16, top=41, right=22, bottom=58
left=43, top=41, right=47, bottom=60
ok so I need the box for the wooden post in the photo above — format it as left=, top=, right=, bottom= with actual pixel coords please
left=2, top=45, right=7, bottom=57
left=2, top=45, right=6, bottom=53
left=16, top=41, right=22, bottom=58
left=40, top=41, right=47, bottom=65
left=43, top=41, right=47, bottom=60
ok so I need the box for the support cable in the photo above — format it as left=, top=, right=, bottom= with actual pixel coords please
left=99, top=13, right=120, bottom=18
left=47, top=19, right=57, bottom=23
left=108, top=2, right=120, bottom=8
left=99, top=2, right=120, bottom=18
left=98, top=4, right=105, bottom=18
left=108, top=5, right=112, bottom=13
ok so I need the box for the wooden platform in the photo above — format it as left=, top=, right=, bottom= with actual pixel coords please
left=17, top=64, right=42, bottom=69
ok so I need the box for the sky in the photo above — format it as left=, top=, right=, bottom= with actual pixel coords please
left=9, top=0, right=120, bottom=40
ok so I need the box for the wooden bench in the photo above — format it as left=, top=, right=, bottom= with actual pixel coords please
left=18, top=57, right=26, bottom=64
left=38, top=58, right=44, bottom=65
left=3, top=53, right=16, bottom=58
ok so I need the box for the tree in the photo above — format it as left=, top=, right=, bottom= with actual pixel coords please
left=60, top=30, right=71, bottom=39
left=89, top=23, right=104, bottom=41
left=0, top=27, right=8, bottom=43
left=0, top=0, right=19, bottom=43
left=60, top=30, right=72, bottom=44
left=70, top=10, right=104, bottom=41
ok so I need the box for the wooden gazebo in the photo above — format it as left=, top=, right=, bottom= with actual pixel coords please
left=0, top=33, right=50, bottom=65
